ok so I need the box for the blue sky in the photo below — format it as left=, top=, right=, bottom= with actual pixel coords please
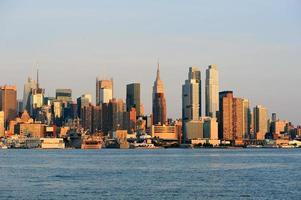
left=0, top=0, right=300, bottom=124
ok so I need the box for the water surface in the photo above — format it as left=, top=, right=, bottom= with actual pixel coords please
left=0, top=149, right=300, bottom=200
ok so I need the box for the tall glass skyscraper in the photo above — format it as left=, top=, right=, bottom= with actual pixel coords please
left=22, top=77, right=37, bottom=112
left=126, top=83, right=141, bottom=116
left=182, top=67, right=201, bottom=122
left=205, top=65, right=219, bottom=118
left=152, top=64, right=167, bottom=125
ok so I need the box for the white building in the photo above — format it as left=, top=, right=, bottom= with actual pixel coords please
left=205, top=65, right=219, bottom=118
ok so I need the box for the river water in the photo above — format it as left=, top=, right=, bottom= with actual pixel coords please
left=0, top=149, right=300, bottom=200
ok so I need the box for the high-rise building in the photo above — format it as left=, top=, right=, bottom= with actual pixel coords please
left=205, top=65, right=219, bottom=118
left=202, top=117, right=218, bottom=140
left=188, top=67, right=202, bottom=116
left=218, top=91, right=251, bottom=142
left=242, top=99, right=251, bottom=139
left=272, top=113, right=277, bottom=122
left=0, top=85, right=17, bottom=125
left=152, top=64, right=167, bottom=125
left=126, top=83, right=141, bottom=116
left=219, top=91, right=233, bottom=140
left=77, top=94, right=92, bottom=118
left=30, top=88, right=45, bottom=116
left=0, top=111, right=4, bottom=137
left=182, top=67, right=201, bottom=122
left=22, top=78, right=37, bottom=112
left=56, top=89, right=72, bottom=102
left=233, top=98, right=244, bottom=140
left=182, top=67, right=202, bottom=142
left=253, top=105, right=268, bottom=140
left=96, top=78, right=113, bottom=105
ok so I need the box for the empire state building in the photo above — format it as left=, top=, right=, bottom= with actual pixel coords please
left=152, top=64, right=167, bottom=125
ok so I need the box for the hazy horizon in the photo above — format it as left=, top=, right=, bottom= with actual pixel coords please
left=0, top=0, right=300, bottom=124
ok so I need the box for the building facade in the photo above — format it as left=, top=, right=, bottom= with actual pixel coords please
left=152, top=65, right=167, bottom=125
left=0, top=85, right=17, bottom=125
left=126, top=83, right=141, bottom=116
left=96, top=78, right=113, bottom=105
left=205, top=65, right=219, bottom=118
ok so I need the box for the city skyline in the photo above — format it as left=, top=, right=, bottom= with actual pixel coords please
left=0, top=0, right=300, bottom=124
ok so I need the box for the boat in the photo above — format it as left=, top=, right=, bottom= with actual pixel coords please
left=246, top=145, right=263, bottom=148
left=0, top=145, right=8, bottom=149
left=279, top=145, right=295, bottom=149
left=81, top=135, right=102, bottom=149
left=40, top=138, right=65, bottom=149
left=129, top=142, right=158, bottom=149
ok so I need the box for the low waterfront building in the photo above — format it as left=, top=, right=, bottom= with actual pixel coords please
left=151, top=125, right=178, bottom=141
left=184, top=120, right=203, bottom=140
left=18, top=123, right=46, bottom=138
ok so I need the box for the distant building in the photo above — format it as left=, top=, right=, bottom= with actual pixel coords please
left=182, top=67, right=202, bottom=142
left=270, top=120, right=288, bottom=135
left=188, top=67, right=202, bottom=116
left=126, top=83, right=141, bottom=116
left=202, top=117, right=218, bottom=140
left=16, top=123, right=46, bottom=138
left=0, top=111, right=4, bottom=137
left=151, top=125, right=178, bottom=141
left=77, top=94, right=92, bottom=118
left=30, top=88, right=45, bottom=117
left=205, top=65, right=219, bottom=118
left=96, top=78, right=113, bottom=105
left=152, top=64, right=167, bottom=125
left=56, top=89, right=72, bottom=102
left=219, top=91, right=233, bottom=140
left=218, top=91, right=250, bottom=142
left=272, top=113, right=277, bottom=122
left=253, top=105, right=268, bottom=140
left=22, top=77, right=37, bottom=112
left=0, top=85, right=17, bottom=125
left=184, top=120, right=204, bottom=140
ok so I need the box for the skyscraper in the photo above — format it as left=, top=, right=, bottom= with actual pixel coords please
left=219, top=91, right=233, bottom=140
left=152, top=64, right=167, bottom=125
left=206, top=65, right=219, bottom=118
left=188, top=67, right=202, bottom=116
left=233, top=97, right=244, bottom=140
left=182, top=67, right=201, bottom=142
left=29, top=70, right=45, bottom=117
left=253, top=105, right=268, bottom=140
left=77, top=94, right=92, bottom=118
left=242, top=99, right=251, bottom=139
left=56, top=89, right=72, bottom=102
left=126, top=83, right=141, bottom=116
left=23, top=77, right=37, bottom=112
left=182, top=67, right=201, bottom=121
left=96, top=78, right=113, bottom=105
left=0, top=111, right=4, bottom=137
left=0, top=85, right=17, bottom=125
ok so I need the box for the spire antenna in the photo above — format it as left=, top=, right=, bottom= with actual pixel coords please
left=36, top=62, right=39, bottom=89
left=156, top=58, right=160, bottom=80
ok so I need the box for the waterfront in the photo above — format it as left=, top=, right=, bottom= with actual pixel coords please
left=0, top=149, right=301, bottom=200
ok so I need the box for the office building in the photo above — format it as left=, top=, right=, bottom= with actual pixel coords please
left=96, top=78, right=113, bottom=105
left=152, top=64, right=167, bottom=125
left=0, top=85, right=17, bottom=125
left=56, top=89, right=72, bottom=102
left=23, top=78, right=37, bottom=112
left=253, top=105, right=268, bottom=140
left=126, top=83, right=141, bottom=116
left=0, top=111, right=4, bottom=137
left=219, top=91, right=234, bottom=140
left=205, top=65, right=219, bottom=118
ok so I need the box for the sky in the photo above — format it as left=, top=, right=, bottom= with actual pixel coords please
left=0, top=0, right=300, bottom=124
